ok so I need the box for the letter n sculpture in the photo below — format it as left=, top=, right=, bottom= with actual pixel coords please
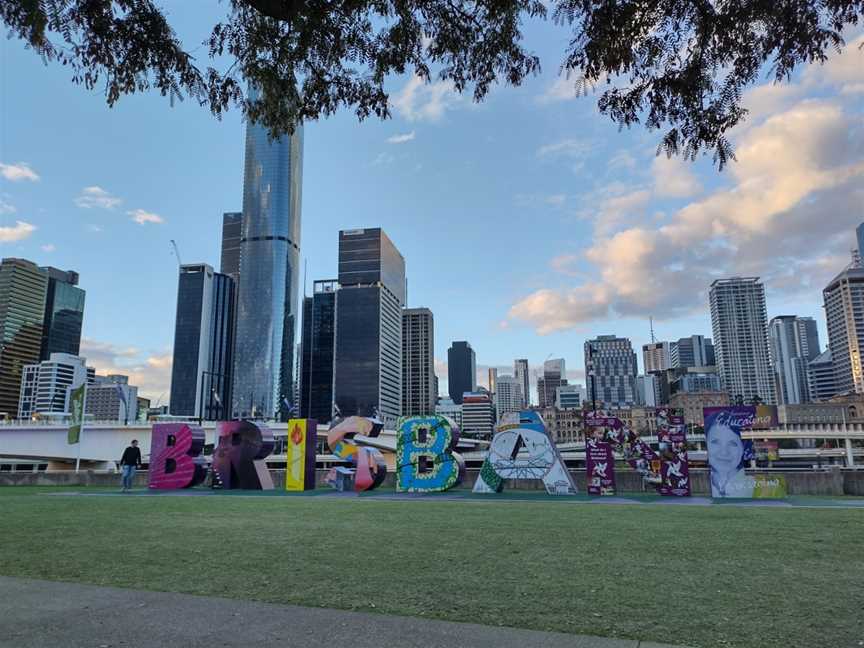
left=148, top=423, right=207, bottom=489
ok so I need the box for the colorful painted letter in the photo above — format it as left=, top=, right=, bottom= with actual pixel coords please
left=212, top=420, right=275, bottom=490
left=285, top=418, right=318, bottom=491
left=148, top=423, right=207, bottom=489
left=396, top=415, right=465, bottom=492
left=473, top=410, right=577, bottom=495
left=325, top=415, right=388, bottom=491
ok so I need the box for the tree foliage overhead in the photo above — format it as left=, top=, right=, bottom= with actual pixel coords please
left=3, top=0, right=862, bottom=167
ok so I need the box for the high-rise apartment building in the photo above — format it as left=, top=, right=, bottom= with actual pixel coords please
left=537, top=358, right=567, bottom=408
left=232, top=103, right=303, bottom=421
left=642, top=342, right=673, bottom=373
left=87, top=374, right=138, bottom=424
left=461, top=391, right=494, bottom=439
left=0, top=258, right=48, bottom=417
left=671, top=335, right=715, bottom=368
left=39, top=267, right=85, bottom=360
left=169, top=264, right=235, bottom=420
left=494, top=375, right=522, bottom=419
left=808, top=349, right=837, bottom=401
left=585, top=336, right=638, bottom=408
left=333, top=228, right=406, bottom=427
left=709, top=277, right=776, bottom=404
left=18, top=353, right=94, bottom=419
left=299, top=280, right=337, bottom=424
left=447, top=341, right=475, bottom=405
left=402, top=307, right=435, bottom=416
left=514, top=358, right=530, bottom=407
left=768, top=315, right=821, bottom=405
left=823, top=265, right=864, bottom=396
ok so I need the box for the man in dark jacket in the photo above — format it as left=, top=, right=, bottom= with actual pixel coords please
left=120, top=440, right=142, bottom=492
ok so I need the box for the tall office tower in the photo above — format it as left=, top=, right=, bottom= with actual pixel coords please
left=461, top=391, right=495, bottom=439
left=38, top=267, right=85, bottom=360
left=709, top=277, right=776, bottom=404
left=402, top=307, right=435, bottom=416
left=636, top=374, right=661, bottom=407
left=585, top=335, right=638, bottom=408
left=514, top=358, right=530, bottom=407
left=671, top=335, right=715, bottom=368
left=488, top=367, right=498, bottom=394
left=0, top=258, right=48, bottom=418
left=87, top=374, right=138, bottom=424
left=18, top=353, right=93, bottom=419
left=494, top=375, right=522, bottom=419
left=537, top=358, right=567, bottom=408
left=299, top=280, right=337, bottom=424
left=823, top=265, right=864, bottom=395
left=769, top=315, right=821, bottom=405
left=857, top=222, right=864, bottom=260
left=808, top=349, right=837, bottom=401
left=169, top=264, right=235, bottom=420
left=232, top=105, right=304, bottom=421
left=642, top=342, right=672, bottom=373
left=333, top=228, right=406, bottom=426
left=220, top=212, right=243, bottom=283
left=447, top=341, right=476, bottom=405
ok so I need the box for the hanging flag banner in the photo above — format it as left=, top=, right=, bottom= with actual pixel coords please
left=585, top=437, right=616, bottom=495
left=68, top=383, right=86, bottom=445
left=286, top=418, right=318, bottom=491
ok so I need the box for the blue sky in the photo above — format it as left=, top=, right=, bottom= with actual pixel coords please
left=1, top=9, right=862, bottom=402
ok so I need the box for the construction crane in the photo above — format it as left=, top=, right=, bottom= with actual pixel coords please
left=170, top=239, right=182, bottom=267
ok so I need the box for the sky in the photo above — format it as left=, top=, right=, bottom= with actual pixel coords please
left=1, top=8, right=862, bottom=404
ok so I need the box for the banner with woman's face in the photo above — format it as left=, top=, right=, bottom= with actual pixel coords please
left=703, top=406, right=756, bottom=498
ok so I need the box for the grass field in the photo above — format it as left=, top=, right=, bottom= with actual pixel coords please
left=0, top=487, right=861, bottom=648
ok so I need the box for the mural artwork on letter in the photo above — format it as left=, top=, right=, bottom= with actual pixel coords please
left=396, top=415, right=465, bottom=492
left=324, top=415, right=388, bottom=492
left=148, top=423, right=207, bottom=489
left=473, top=410, right=577, bottom=495
left=285, top=418, right=318, bottom=491
left=211, top=420, right=275, bottom=490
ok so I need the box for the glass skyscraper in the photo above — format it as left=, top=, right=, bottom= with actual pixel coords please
left=232, top=106, right=303, bottom=420
left=299, top=280, right=337, bottom=424
left=39, top=267, right=85, bottom=360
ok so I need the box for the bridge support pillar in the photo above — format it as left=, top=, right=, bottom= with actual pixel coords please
left=845, top=438, right=855, bottom=467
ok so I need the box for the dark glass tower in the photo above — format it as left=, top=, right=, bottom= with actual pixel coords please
left=299, top=280, right=337, bottom=424
left=220, top=212, right=243, bottom=283
left=447, top=341, right=475, bottom=404
left=39, top=267, right=85, bottom=360
left=169, top=264, right=235, bottom=419
left=231, top=103, right=303, bottom=420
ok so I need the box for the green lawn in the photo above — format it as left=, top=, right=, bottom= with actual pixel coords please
left=0, top=488, right=861, bottom=648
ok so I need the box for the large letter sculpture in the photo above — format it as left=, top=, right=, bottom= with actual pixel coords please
left=212, top=420, right=275, bottom=490
left=285, top=418, right=318, bottom=491
left=396, top=415, right=465, bottom=492
left=473, top=410, right=577, bottom=495
left=148, top=423, right=207, bottom=489
left=325, top=416, right=388, bottom=491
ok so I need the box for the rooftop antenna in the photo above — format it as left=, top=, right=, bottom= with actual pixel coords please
left=169, top=239, right=182, bottom=267
left=649, top=316, right=656, bottom=343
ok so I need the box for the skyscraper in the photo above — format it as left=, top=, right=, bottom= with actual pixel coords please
left=768, top=315, right=821, bottom=405
left=709, top=277, right=775, bottom=404
left=447, top=341, right=475, bottom=405
left=0, top=258, right=48, bottom=417
left=333, top=228, right=406, bottom=426
left=220, top=212, right=243, bottom=283
left=671, top=335, right=715, bottom=368
left=18, top=353, right=93, bottom=419
left=299, top=280, right=337, bottom=424
left=402, top=307, right=435, bottom=416
left=537, top=358, right=567, bottom=408
left=461, top=390, right=494, bottom=439
left=642, top=342, right=672, bottom=373
left=232, top=109, right=303, bottom=420
left=487, top=367, right=498, bottom=394
left=808, top=349, right=837, bottom=401
left=494, top=375, right=522, bottom=419
left=585, top=336, right=638, bottom=408
left=169, top=264, right=235, bottom=420
left=39, top=267, right=85, bottom=360
left=823, top=265, right=864, bottom=395
left=514, top=358, right=530, bottom=407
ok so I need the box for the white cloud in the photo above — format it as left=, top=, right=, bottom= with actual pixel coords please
left=372, top=152, right=395, bottom=166
left=40, top=244, right=56, bottom=253
left=0, top=199, right=15, bottom=215
left=0, top=220, right=36, bottom=242
left=652, top=155, right=703, bottom=198
left=515, top=193, right=569, bottom=209
left=86, top=224, right=103, bottom=233
left=0, top=162, right=39, bottom=182
left=80, top=338, right=172, bottom=402
left=387, top=131, right=416, bottom=144
left=391, top=75, right=460, bottom=122
left=536, top=139, right=589, bottom=159
left=75, top=186, right=122, bottom=209
left=128, top=208, right=164, bottom=225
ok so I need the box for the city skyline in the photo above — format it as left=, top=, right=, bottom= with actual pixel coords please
left=2, top=12, right=861, bottom=402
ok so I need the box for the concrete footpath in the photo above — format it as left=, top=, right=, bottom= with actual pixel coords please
left=0, top=576, right=688, bottom=648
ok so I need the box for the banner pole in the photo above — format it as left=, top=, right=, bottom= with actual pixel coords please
left=75, top=384, right=87, bottom=473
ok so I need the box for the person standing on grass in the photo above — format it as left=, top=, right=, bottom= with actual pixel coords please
left=119, top=440, right=142, bottom=492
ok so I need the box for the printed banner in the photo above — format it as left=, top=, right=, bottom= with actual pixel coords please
left=67, top=383, right=86, bottom=445
left=585, top=438, right=616, bottom=495
left=752, top=405, right=779, bottom=430
left=657, top=412, right=690, bottom=497
left=752, top=474, right=788, bottom=498
left=704, top=406, right=756, bottom=498
left=286, top=418, right=318, bottom=491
